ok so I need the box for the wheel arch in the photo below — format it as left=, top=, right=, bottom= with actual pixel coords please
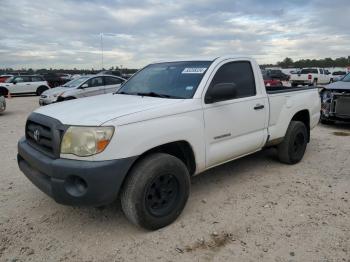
left=125, top=140, right=196, bottom=177
left=291, top=109, right=310, bottom=142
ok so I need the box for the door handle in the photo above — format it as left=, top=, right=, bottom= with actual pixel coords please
left=254, top=104, right=265, bottom=110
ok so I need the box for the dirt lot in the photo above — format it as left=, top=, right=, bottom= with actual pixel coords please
left=0, top=96, right=349, bottom=262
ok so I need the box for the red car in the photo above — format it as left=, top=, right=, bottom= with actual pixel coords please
left=0, top=75, right=13, bottom=83
left=263, top=74, right=282, bottom=86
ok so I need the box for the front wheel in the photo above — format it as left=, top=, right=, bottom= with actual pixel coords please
left=36, top=86, right=49, bottom=96
left=121, top=153, right=190, bottom=230
left=277, top=121, right=308, bottom=164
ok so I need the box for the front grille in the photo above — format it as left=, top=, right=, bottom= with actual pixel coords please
left=335, top=97, right=350, bottom=117
left=26, top=120, right=54, bottom=155
left=25, top=113, right=67, bottom=158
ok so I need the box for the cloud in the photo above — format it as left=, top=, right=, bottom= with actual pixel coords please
left=0, top=0, right=349, bottom=69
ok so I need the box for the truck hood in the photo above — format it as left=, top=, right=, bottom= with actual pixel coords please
left=34, top=93, right=184, bottom=125
left=324, top=81, right=350, bottom=90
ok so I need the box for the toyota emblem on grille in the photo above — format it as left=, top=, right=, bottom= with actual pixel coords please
left=33, top=129, right=40, bottom=142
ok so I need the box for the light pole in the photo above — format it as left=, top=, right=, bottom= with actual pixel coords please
left=100, top=33, right=104, bottom=70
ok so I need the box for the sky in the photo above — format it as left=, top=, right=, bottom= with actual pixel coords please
left=0, top=0, right=349, bottom=69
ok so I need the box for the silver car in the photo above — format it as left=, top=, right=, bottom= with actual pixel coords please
left=39, top=75, right=125, bottom=105
left=0, top=96, right=5, bottom=113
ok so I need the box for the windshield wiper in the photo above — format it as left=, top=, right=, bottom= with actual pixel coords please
left=135, top=92, right=183, bottom=99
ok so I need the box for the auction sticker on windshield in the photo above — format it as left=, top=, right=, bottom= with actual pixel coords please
left=182, top=68, right=207, bottom=74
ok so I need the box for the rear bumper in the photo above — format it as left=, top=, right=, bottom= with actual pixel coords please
left=291, top=80, right=312, bottom=85
left=18, top=137, right=137, bottom=206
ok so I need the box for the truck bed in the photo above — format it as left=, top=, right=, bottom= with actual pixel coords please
left=266, top=85, right=318, bottom=94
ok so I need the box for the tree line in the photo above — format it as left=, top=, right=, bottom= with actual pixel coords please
left=268, top=56, right=350, bottom=69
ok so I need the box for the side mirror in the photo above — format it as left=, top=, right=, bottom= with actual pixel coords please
left=81, top=83, right=88, bottom=89
left=205, top=83, right=237, bottom=104
left=13, top=81, right=17, bottom=85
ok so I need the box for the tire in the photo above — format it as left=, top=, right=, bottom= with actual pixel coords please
left=312, top=79, right=318, bottom=86
left=277, top=121, right=308, bottom=164
left=121, top=153, right=190, bottom=230
left=0, top=87, right=8, bottom=97
left=291, top=82, right=298, bottom=87
left=36, top=86, right=48, bottom=96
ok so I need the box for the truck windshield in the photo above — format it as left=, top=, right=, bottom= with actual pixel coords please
left=117, top=61, right=212, bottom=99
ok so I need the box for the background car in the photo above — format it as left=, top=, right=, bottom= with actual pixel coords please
left=330, top=71, right=347, bottom=82
left=0, top=75, right=13, bottom=83
left=263, top=73, right=283, bottom=87
left=320, top=73, right=350, bottom=124
left=266, top=69, right=290, bottom=81
left=0, top=75, right=50, bottom=96
left=39, top=74, right=125, bottom=105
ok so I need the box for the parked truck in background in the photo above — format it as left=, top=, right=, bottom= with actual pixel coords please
left=290, top=68, right=331, bottom=87
left=17, top=56, right=320, bottom=230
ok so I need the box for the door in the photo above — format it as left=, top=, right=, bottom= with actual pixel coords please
left=103, top=76, right=123, bottom=94
left=10, top=76, right=32, bottom=94
left=81, top=77, right=104, bottom=97
left=203, top=61, right=268, bottom=168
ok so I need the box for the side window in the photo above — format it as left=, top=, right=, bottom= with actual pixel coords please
left=14, top=77, right=24, bottom=83
left=87, top=77, right=103, bottom=88
left=31, top=76, right=43, bottom=82
left=320, top=69, right=324, bottom=74
left=15, top=76, right=30, bottom=83
left=208, top=61, right=256, bottom=100
left=105, top=76, right=122, bottom=85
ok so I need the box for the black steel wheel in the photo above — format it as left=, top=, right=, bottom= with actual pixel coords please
left=121, top=153, right=190, bottom=230
left=278, top=121, right=308, bottom=164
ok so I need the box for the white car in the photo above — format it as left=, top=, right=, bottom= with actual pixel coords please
left=0, top=75, right=50, bottom=96
left=330, top=71, right=347, bottom=82
left=290, top=68, right=331, bottom=86
left=39, top=75, right=125, bottom=105
left=18, top=56, right=320, bottom=230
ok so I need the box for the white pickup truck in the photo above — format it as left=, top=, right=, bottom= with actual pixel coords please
left=290, top=68, right=331, bottom=86
left=17, top=56, right=320, bottom=230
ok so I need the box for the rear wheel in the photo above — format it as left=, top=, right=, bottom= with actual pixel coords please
left=291, top=82, right=298, bottom=87
left=121, top=153, right=190, bottom=230
left=277, top=121, right=308, bottom=164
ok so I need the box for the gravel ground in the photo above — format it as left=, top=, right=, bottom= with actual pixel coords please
left=0, top=96, right=349, bottom=262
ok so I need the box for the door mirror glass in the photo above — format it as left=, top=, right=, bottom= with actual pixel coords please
left=81, top=83, right=88, bottom=89
left=205, top=83, right=237, bottom=103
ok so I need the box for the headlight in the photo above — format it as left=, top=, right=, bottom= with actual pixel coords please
left=61, top=126, right=114, bottom=156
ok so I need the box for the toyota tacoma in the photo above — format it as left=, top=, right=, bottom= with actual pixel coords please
left=17, top=56, right=321, bottom=230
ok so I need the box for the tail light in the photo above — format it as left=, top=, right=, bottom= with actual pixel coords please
left=308, top=74, right=312, bottom=80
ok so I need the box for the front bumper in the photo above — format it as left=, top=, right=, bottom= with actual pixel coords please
left=39, top=97, right=56, bottom=106
left=18, top=137, right=137, bottom=206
